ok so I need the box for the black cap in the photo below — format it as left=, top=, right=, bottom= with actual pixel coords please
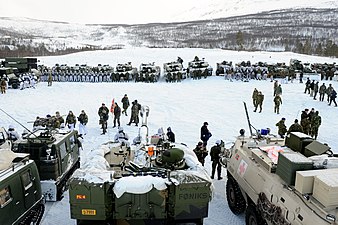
left=204, top=122, right=208, bottom=125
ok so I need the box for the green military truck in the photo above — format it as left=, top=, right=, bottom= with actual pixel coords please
left=3, top=57, right=38, bottom=73
left=15, top=129, right=81, bottom=201
left=0, top=151, right=44, bottom=225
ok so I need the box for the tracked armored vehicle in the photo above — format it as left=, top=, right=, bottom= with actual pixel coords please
left=188, top=57, right=212, bottom=79
left=221, top=103, right=338, bottom=225
left=0, top=150, right=44, bottom=225
left=114, top=62, right=137, bottom=81
left=69, top=106, right=212, bottom=225
left=137, top=63, right=161, bottom=82
left=215, top=61, right=233, bottom=76
left=163, top=61, right=186, bottom=82
left=14, top=128, right=80, bottom=201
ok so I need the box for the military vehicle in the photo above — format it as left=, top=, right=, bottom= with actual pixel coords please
left=163, top=61, right=187, bottom=82
left=138, top=63, right=161, bottom=82
left=69, top=106, right=212, bottom=225
left=0, top=127, right=12, bottom=150
left=115, top=62, right=137, bottom=81
left=13, top=128, right=81, bottom=201
left=187, top=57, right=213, bottom=78
left=0, top=67, right=20, bottom=89
left=0, top=150, right=45, bottom=225
left=3, top=57, right=38, bottom=73
left=215, top=61, right=233, bottom=76
left=220, top=103, right=338, bottom=225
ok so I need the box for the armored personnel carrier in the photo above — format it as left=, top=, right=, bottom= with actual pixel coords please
left=114, top=62, right=137, bottom=81
left=69, top=106, right=212, bottom=225
left=14, top=128, right=81, bottom=201
left=221, top=103, right=338, bottom=225
left=137, top=63, right=161, bottom=82
left=163, top=61, right=187, bottom=82
left=0, top=150, right=44, bottom=225
left=188, top=57, right=212, bottom=79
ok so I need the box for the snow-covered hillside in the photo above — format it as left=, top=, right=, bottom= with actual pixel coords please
left=1, top=48, right=338, bottom=225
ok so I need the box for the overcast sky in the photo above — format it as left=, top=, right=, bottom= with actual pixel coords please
left=0, top=0, right=202, bottom=24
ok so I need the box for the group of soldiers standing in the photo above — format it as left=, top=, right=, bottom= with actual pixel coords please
left=304, top=78, right=337, bottom=107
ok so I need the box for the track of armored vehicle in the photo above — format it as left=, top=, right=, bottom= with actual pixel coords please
left=69, top=106, right=212, bottom=225
left=0, top=150, right=45, bottom=225
left=187, top=58, right=213, bottom=78
left=221, top=103, right=338, bottom=225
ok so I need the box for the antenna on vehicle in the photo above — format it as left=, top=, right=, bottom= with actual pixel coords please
left=0, top=108, right=38, bottom=138
left=243, top=102, right=258, bottom=137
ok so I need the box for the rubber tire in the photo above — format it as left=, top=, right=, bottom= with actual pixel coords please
left=226, top=176, right=246, bottom=215
left=245, top=204, right=267, bottom=225
left=11, top=82, right=19, bottom=89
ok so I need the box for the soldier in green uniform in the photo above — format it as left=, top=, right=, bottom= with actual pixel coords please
left=276, top=118, right=287, bottom=138
left=254, top=91, right=264, bottom=113
left=65, top=111, right=77, bottom=130
left=98, top=103, right=109, bottom=134
left=193, top=141, right=208, bottom=166
left=252, top=88, right=258, bottom=107
left=121, top=94, right=130, bottom=116
left=287, top=119, right=303, bottom=134
left=311, top=111, right=321, bottom=140
left=273, top=94, right=282, bottom=114
left=210, top=140, right=223, bottom=180
left=300, top=109, right=311, bottom=135
left=319, top=83, right=326, bottom=102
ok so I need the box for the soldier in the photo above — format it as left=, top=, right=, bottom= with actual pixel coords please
left=113, top=103, right=121, bottom=128
left=287, top=119, right=303, bottom=134
left=210, top=140, right=223, bottom=180
left=313, top=81, right=319, bottom=100
left=329, top=88, right=337, bottom=107
left=47, top=71, right=53, bottom=86
left=193, top=141, right=208, bottom=166
left=55, top=111, right=65, bottom=128
left=254, top=91, right=264, bottom=113
left=304, top=77, right=311, bottom=94
left=273, top=94, right=282, bottom=114
left=8, top=125, right=20, bottom=141
left=275, top=84, right=282, bottom=96
left=200, top=122, right=212, bottom=148
left=114, top=126, right=130, bottom=147
left=65, top=111, right=76, bottom=130
left=273, top=80, right=278, bottom=96
left=121, top=94, right=130, bottom=116
left=98, top=103, right=109, bottom=134
left=309, top=80, right=315, bottom=97
left=77, top=110, right=88, bottom=137
left=300, top=109, right=311, bottom=135
left=0, top=78, right=7, bottom=94
left=311, top=111, right=321, bottom=140
left=276, top=118, right=287, bottom=138
left=326, top=84, right=333, bottom=103
left=166, top=127, right=175, bottom=143
left=319, top=83, right=326, bottom=101
left=252, top=88, right=258, bottom=107
left=127, top=100, right=141, bottom=126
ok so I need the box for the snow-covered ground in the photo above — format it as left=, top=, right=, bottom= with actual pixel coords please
left=1, top=48, right=338, bottom=225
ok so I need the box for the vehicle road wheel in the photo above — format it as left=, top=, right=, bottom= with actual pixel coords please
left=245, top=204, right=266, bottom=225
left=226, top=176, right=246, bottom=214
left=12, top=83, right=18, bottom=89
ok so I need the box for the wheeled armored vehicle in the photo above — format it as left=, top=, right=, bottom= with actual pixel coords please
left=0, top=150, right=44, bottom=225
left=163, top=61, right=187, bottom=82
left=69, top=106, right=212, bottom=225
left=13, top=128, right=81, bottom=201
left=221, top=104, right=338, bottom=225
left=188, top=57, right=212, bottom=78
left=137, top=63, right=161, bottom=82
